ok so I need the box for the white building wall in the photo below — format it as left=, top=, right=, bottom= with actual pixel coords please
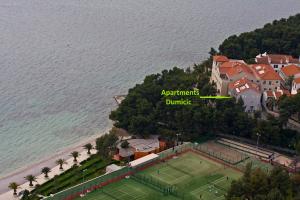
left=237, top=90, right=261, bottom=112
left=291, top=82, right=300, bottom=95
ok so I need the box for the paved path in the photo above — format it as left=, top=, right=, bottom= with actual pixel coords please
left=0, top=148, right=97, bottom=200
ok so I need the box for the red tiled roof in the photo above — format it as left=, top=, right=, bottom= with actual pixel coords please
left=213, top=55, right=229, bottom=62
left=281, top=65, right=300, bottom=77
left=256, top=54, right=300, bottom=64
left=294, top=77, right=300, bottom=84
left=265, top=89, right=289, bottom=100
left=250, top=64, right=283, bottom=81
left=228, top=77, right=260, bottom=94
left=220, top=61, right=253, bottom=78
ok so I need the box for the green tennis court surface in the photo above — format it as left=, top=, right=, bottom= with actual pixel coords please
left=80, top=151, right=242, bottom=200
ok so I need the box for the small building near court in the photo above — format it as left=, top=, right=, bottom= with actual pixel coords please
left=129, top=153, right=159, bottom=168
left=114, top=137, right=165, bottom=161
left=106, top=164, right=123, bottom=174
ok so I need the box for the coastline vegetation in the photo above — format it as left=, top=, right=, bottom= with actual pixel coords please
left=8, top=13, right=300, bottom=200
left=110, top=14, right=300, bottom=151
left=24, top=132, right=118, bottom=199
left=28, top=155, right=117, bottom=199
left=219, top=14, right=300, bottom=61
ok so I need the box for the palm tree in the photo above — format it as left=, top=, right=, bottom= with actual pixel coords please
left=56, top=158, right=67, bottom=170
left=24, top=175, right=36, bottom=187
left=41, top=167, right=51, bottom=178
left=8, top=182, right=19, bottom=195
left=70, top=151, right=80, bottom=162
left=83, top=143, right=93, bottom=155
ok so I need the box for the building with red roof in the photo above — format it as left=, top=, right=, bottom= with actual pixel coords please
left=249, top=64, right=282, bottom=91
left=255, top=53, right=300, bottom=72
left=228, top=77, right=261, bottom=112
left=292, top=77, right=300, bottom=95
left=211, top=59, right=257, bottom=95
left=213, top=55, right=229, bottom=63
left=279, top=64, right=300, bottom=81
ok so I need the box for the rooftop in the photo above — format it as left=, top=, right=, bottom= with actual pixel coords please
left=256, top=53, right=299, bottom=64
left=294, top=77, right=300, bottom=84
left=220, top=61, right=253, bottom=78
left=250, top=64, right=283, bottom=80
left=129, top=153, right=159, bottom=168
left=228, top=77, right=260, bottom=94
left=213, top=55, right=229, bottom=62
left=264, top=89, right=290, bottom=100
left=117, top=138, right=160, bottom=158
left=281, top=64, right=300, bottom=77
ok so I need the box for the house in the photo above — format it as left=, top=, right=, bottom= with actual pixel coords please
left=249, top=64, right=283, bottom=91
left=279, top=64, right=300, bottom=82
left=211, top=55, right=230, bottom=95
left=292, top=78, right=300, bottom=95
left=211, top=56, right=255, bottom=95
left=114, top=138, right=165, bottom=161
left=228, top=77, right=261, bottom=112
left=263, top=89, right=290, bottom=111
left=255, top=53, right=300, bottom=72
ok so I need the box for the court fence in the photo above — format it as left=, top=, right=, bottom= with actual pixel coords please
left=43, top=143, right=192, bottom=200
left=193, top=143, right=249, bottom=165
left=43, top=142, right=254, bottom=200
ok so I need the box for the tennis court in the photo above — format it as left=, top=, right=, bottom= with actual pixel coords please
left=80, top=178, right=178, bottom=200
left=81, top=151, right=242, bottom=200
left=139, top=151, right=241, bottom=199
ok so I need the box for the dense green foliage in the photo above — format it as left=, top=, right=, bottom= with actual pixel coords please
left=95, top=131, right=118, bottom=158
left=110, top=66, right=253, bottom=139
left=110, top=14, right=300, bottom=150
left=219, top=14, right=300, bottom=60
left=29, top=155, right=115, bottom=199
left=226, top=164, right=300, bottom=200
left=110, top=64, right=299, bottom=149
left=279, top=93, right=300, bottom=124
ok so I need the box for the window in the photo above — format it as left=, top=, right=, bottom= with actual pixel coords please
left=275, top=87, right=277, bottom=90
left=269, top=81, right=272, bottom=85
left=282, top=65, right=284, bottom=68
left=276, top=81, right=278, bottom=84
left=263, top=81, right=266, bottom=84
left=274, top=65, right=278, bottom=69
left=257, top=80, right=260, bottom=83
left=264, top=88, right=267, bottom=91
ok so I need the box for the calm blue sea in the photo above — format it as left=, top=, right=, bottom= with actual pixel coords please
left=0, top=0, right=300, bottom=177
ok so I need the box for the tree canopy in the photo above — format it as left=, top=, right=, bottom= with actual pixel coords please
left=110, top=14, right=300, bottom=150
left=226, top=164, right=296, bottom=200
left=219, top=14, right=300, bottom=61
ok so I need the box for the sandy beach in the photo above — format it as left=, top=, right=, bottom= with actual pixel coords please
left=0, top=126, right=112, bottom=197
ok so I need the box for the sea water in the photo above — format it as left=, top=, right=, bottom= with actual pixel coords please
left=0, top=0, right=300, bottom=178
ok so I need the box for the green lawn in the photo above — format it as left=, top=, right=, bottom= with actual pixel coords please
left=80, top=178, right=178, bottom=200
left=30, top=155, right=116, bottom=199
left=81, top=151, right=242, bottom=200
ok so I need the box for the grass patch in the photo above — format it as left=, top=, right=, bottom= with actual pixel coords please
left=30, top=154, right=117, bottom=199
left=81, top=151, right=242, bottom=200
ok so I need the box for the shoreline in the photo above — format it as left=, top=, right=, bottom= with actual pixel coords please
left=0, top=125, right=112, bottom=194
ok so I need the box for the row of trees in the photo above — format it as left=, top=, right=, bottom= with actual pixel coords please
left=227, top=145, right=300, bottom=199
left=8, top=143, right=94, bottom=196
left=226, top=164, right=300, bottom=200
